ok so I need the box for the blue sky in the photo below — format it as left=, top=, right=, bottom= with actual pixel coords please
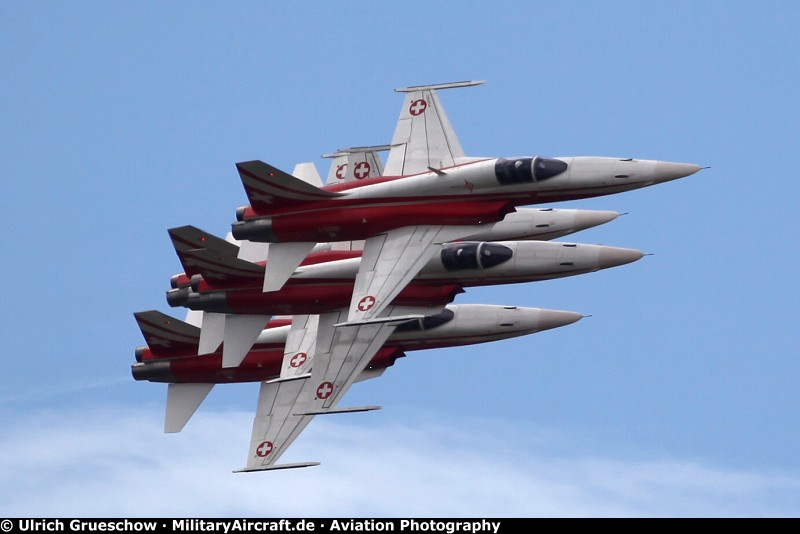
left=2, top=1, right=799, bottom=517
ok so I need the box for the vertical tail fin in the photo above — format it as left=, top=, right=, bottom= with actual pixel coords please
left=178, top=248, right=264, bottom=288
left=134, top=310, right=200, bottom=359
left=322, top=145, right=390, bottom=184
left=168, top=226, right=242, bottom=280
left=168, top=225, right=240, bottom=256
left=236, top=160, right=341, bottom=213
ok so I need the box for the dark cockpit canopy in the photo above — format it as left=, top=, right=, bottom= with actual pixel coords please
left=534, top=157, right=569, bottom=180
left=495, top=157, right=567, bottom=184
left=440, top=242, right=513, bottom=271
left=394, top=308, right=456, bottom=333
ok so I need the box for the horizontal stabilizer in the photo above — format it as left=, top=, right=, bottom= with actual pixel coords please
left=222, top=314, right=271, bottom=368
left=262, top=242, right=316, bottom=292
left=164, top=383, right=214, bottom=433
left=198, top=312, right=225, bottom=355
left=233, top=462, right=320, bottom=473
left=237, top=240, right=270, bottom=263
left=292, top=162, right=323, bottom=187
left=298, top=406, right=382, bottom=416
left=183, top=309, right=203, bottom=328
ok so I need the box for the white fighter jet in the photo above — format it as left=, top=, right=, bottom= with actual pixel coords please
left=147, top=82, right=699, bottom=471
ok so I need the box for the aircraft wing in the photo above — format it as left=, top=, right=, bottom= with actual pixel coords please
left=300, top=308, right=420, bottom=413
left=235, top=376, right=319, bottom=472
left=279, top=314, right=318, bottom=378
left=347, top=224, right=482, bottom=323
left=384, top=81, right=484, bottom=176
left=234, top=307, right=418, bottom=472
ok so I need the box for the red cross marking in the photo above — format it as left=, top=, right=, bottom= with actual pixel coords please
left=317, top=381, right=333, bottom=400
left=289, top=352, right=307, bottom=368
left=357, top=295, right=376, bottom=312
left=256, top=441, right=273, bottom=457
left=335, top=164, right=347, bottom=179
left=409, top=99, right=427, bottom=116
left=354, top=161, right=371, bottom=179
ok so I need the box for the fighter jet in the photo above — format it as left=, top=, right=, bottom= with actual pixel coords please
left=230, top=81, right=701, bottom=333
left=166, top=214, right=633, bottom=368
left=135, top=81, right=698, bottom=471
left=168, top=238, right=642, bottom=319
left=132, top=303, right=583, bottom=468
left=160, top=219, right=643, bottom=470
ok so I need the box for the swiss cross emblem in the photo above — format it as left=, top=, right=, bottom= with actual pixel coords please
left=289, top=352, right=307, bottom=368
left=409, top=99, right=427, bottom=116
left=357, top=295, right=376, bottom=312
left=316, top=381, right=334, bottom=400
left=256, top=441, right=273, bottom=457
left=354, top=161, right=371, bottom=179
left=335, top=164, right=347, bottom=179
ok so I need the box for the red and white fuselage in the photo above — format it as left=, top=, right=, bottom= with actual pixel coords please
left=166, top=240, right=644, bottom=316
left=231, top=157, right=700, bottom=244
left=132, top=304, right=582, bottom=384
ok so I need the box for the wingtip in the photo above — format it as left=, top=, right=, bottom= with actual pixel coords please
left=233, top=461, right=321, bottom=473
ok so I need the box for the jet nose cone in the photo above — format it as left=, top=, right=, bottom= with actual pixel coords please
left=653, top=162, right=702, bottom=182
left=537, top=309, right=583, bottom=332
left=598, top=247, right=645, bottom=269
left=574, top=210, right=619, bottom=231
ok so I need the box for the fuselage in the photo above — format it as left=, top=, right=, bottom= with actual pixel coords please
left=170, top=207, right=620, bottom=290
left=168, top=241, right=643, bottom=315
left=133, top=304, right=582, bottom=384
left=233, top=157, right=700, bottom=243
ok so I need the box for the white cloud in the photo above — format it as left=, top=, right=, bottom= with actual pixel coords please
left=0, top=376, right=130, bottom=404
left=1, top=407, right=798, bottom=517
